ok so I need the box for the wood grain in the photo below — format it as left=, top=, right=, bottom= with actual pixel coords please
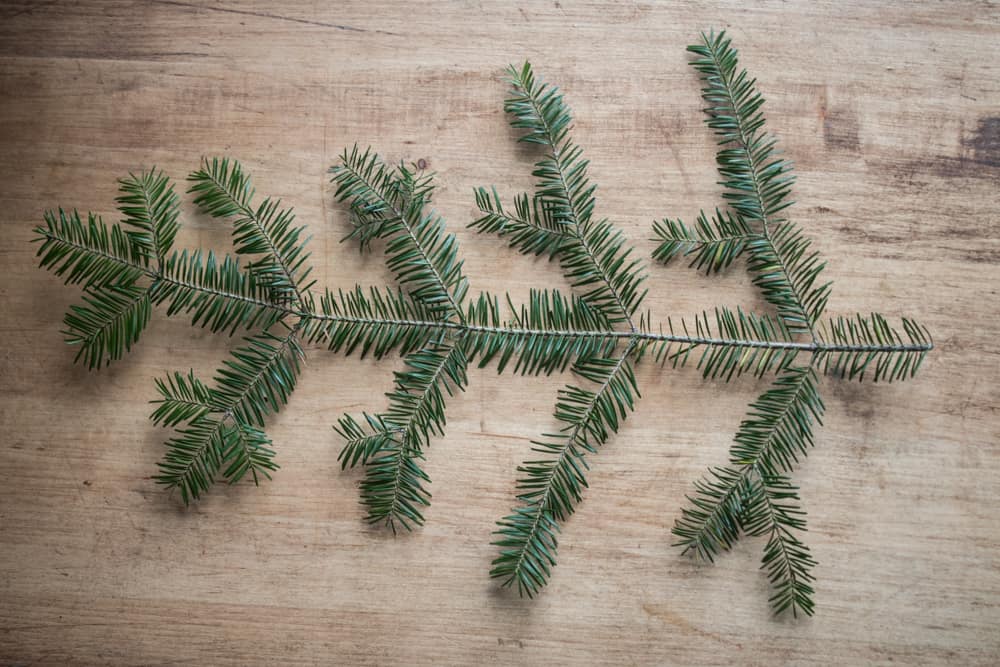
left=1, top=1, right=998, bottom=664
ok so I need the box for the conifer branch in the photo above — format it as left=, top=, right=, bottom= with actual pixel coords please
left=688, top=31, right=831, bottom=336
left=210, top=326, right=304, bottom=428
left=672, top=366, right=823, bottom=560
left=150, top=249, right=292, bottom=335
left=334, top=413, right=396, bottom=470
left=188, top=157, right=313, bottom=306
left=34, top=209, right=150, bottom=289
left=471, top=188, right=575, bottom=258
left=331, top=149, right=472, bottom=526
left=652, top=209, right=756, bottom=274
left=151, top=370, right=215, bottom=428
left=355, top=343, right=469, bottom=531
left=62, top=284, right=152, bottom=369
left=491, top=341, right=639, bottom=596
left=665, top=31, right=930, bottom=616
left=153, top=415, right=231, bottom=505
left=153, top=325, right=303, bottom=502
left=31, top=36, right=935, bottom=617
left=301, top=286, right=446, bottom=358
left=116, top=168, right=180, bottom=267
left=495, top=62, right=646, bottom=327
left=221, top=421, right=279, bottom=486
left=815, top=313, right=932, bottom=382
left=331, top=148, right=467, bottom=320
left=744, top=472, right=817, bottom=618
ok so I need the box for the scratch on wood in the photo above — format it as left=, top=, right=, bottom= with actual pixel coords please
left=149, top=0, right=402, bottom=36
left=642, top=603, right=735, bottom=647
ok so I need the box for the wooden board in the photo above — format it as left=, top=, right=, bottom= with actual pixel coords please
left=1, top=1, right=998, bottom=664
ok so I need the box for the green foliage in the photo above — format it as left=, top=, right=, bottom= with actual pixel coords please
left=30, top=33, right=934, bottom=618
left=153, top=415, right=278, bottom=504
left=212, top=328, right=304, bottom=428
left=731, top=366, right=824, bottom=475
left=652, top=209, right=754, bottom=274
left=816, top=313, right=932, bottom=382
left=465, top=289, right=616, bottom=375
left=189, top=157, right=314, bottom=303
left=116, top=168, right=180, bottom=264
left=358, top=343, right=468, bottom=531
left=221, top=421, right=279, bottom=486
left=687, top=33, right=793, bottom=225
left=664, top=30, right=927, bottom=617
left=153, top=415, right=231, bottom=504
left=640, top=307, right=798, bottom=380
left=62, top=284, right=151, bottom=369
left=334, top=412, right=394, bottom=469
left=149, top=325, right=303, bottom=504
left=331, top=147, right=467, bottom=318
left=745, top=474, right=817, bottom=616
left=471, top=187, right=571, bottom=258
left=477, top=62, right=654, bottom=593
left=34, top=209, right=149, bottom=288
left=151, top=370, right=214, bottom=428
left=672, top=367, right=822, bottom=558
left=304, top=285, right=444, bottom=358
left=687, top=31, right=831, bottom=335
left=151, top=249, right=289, bottom=335
left=496, top=62, right=646, bottom=325
left=745, top=223, right=831, bottom=335
left=492, top=348, right=639, bottom=596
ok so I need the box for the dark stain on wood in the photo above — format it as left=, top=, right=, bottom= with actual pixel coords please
left=823, top=109, right=861, bottom=153
left=963, top=117, right=1000, bottom=168
left=829, top=380, right=878, bottom=425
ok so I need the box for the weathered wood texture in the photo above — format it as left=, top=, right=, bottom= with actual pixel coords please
left=1, top=1, right=998, bottom=664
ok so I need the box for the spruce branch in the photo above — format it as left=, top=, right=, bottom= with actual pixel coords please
left=671, top=465, right=753, bottom=562
left=360, top=439, right=432, bottom=534
left=492, top=342, right=639, bottom=596
left=471, top=187, right=574, bottom=258
left=729, top=366, right=824, bottom=476
left=221, top=420, right=279, bottom=486
left=31, top=35, right=935, bottom=618
left=151, top=370, right=214, bottom=428
left=302, top=285, right=446, bottom=358
left=652, top=208, right=755, bottom=274
left=150, top=249, right=291, bottom=335
left=34, top=208, right=149, bottom=289
left=356, top=343, right=469, bottom=531
left=492, top=62, right=647, bottom=327
left=153, top=414, right=232, bottom=505
left=152, top=325, right=303, bottom=502
left=665, top=30, right=929, bottom=616
left=815, top=313, right=932, bottom=382
left=331, top=147, right=467, bottom=320
left=210, top=326, right=304, bottom=428
left=334, top=412, right=396, bottom=470
left=330, top=147, right=473, bottom=526
left=62, top=283, right=152, bottom=369
left=116, top=168, right=180, bottom=267
left=688, top=31, right=831, bottom=336
left=485, top=63, right=652, bottom=593
left=744, top=472, right=817, bottom=618
left=188, top=157, right=314, bottom=306
left=465, top=289, right=616, bottom=375
left=672, top=366, right=823, bottom=557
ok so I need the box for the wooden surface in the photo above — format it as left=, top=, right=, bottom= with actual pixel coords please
left=1, top=1, right=998, bottom=664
